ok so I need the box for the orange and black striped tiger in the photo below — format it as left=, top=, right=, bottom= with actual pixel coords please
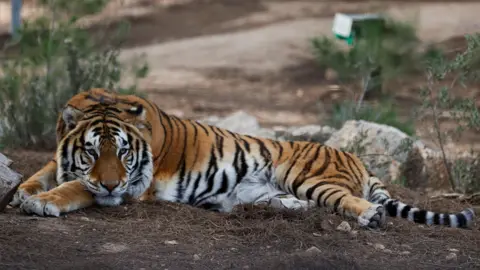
left=10, top=88, right=475, bottom=229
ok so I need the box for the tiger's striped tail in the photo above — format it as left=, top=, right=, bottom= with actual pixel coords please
left=381, top=198, right=475, bottom=228
left=367, top=177, right=476, bottom=229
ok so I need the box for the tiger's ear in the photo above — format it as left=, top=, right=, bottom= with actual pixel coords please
left=124, top=105, right=152, bottom=140
left=62, top=105, right=84, bottom=130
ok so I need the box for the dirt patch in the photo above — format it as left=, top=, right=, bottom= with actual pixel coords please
left=1, top=150, right=480, bottom=270
left=2, top=1, right=480, bottom=268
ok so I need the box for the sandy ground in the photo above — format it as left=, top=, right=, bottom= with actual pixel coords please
left=2, top=0, right=480, bottom=269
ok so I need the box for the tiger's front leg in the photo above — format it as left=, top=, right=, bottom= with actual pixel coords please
left=10, top=160, right=58, bottom=206
left=20, top=180, right=95, bottom=217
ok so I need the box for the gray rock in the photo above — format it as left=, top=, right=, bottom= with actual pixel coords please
left=325, top=120, right=415, bottom=183
left=275, top=125, right=336, bottom=143
left=198, top=111, right=267, bottom=136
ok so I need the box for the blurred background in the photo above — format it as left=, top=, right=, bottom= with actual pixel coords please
left=1, top=1, right=480, bottom=269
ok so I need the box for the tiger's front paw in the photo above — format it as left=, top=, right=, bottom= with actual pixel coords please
left=9, top=186, right=41, bottom=207
left=358, top=204, right=386, bottom=229
left=20, top=193, right=62, bottom=217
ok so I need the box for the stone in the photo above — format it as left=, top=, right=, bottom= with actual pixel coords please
left=336, top=221, right=351, bottom=232
left=204, top=111, right=260, bottom=135
left=304, top=246, right=322, bottom=255
left=325, top=120, right=415, bottom=183
left=198, top=111, right=276, bottom=139
left=0, top=153, right=23, bottom=212
left=445, top=252, right=457, bottom=261
left=275, top=125, right=336, bottom=144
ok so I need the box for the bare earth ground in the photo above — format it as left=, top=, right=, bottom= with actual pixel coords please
left=2, top=0, right=480, bottom=269
left=1, top=150, right=480, bottom=270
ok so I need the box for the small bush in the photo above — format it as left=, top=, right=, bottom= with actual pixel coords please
left=311, top=17, right=424, bottom=133
left=0, top=0, right=148, bottom=150
left=329, top=100, right=415, bottom=136
left=418, top=33, right=480, bottom=192
left=311, top=18, right=423, bottom=100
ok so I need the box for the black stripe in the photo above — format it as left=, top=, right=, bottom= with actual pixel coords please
left=333, top=194, right=346, bottom=212
left=230, top=141, right=248, bottom=187
left=155, top=114, right=175, bottom=165
left=413, top=210, right=427, bottom=223
left=344, top=153, right=363, bottom=184
left=193, top=146, right=219, bottom=204
left=240, top=138, right=251, bottom=153
left=456, top=213, right=467, bottom=228
left=315, top=188, right=332, bottom=207
left=321, top=189, right=342, bottom=207
left=275, top=141, right=284, bottom=159
left=385, top=200, right=398, bottom=217
left=334, top=150, right=347, bottom=168
left=251, top=137, right=272, bottom=161
left=400, top=205, right=411, bottom=218
left=312, top=147, right=331, bottom=176
left=188, top=173, right=203, bottom=205
left=368, top=182, right=380, bottom=198
left=291, top=145, right=322, bottom=196
left=195, top=170, right=231, bottom=206
left=191, top=121, right=199, bottom=143
left=218, top=171, right=230, bottom=194
left=212, top=129, right=225, bottom=159
left=153, top=109, right=169, bottom=163
left=175, top=159, right=187, bottom=201
left=196, top=122, right=210, bottom=136
left=443, top=214, right=451, bottom=227
left=433, top=213, right=440, bottom=225
left=305, top=179, right=354, bottom=200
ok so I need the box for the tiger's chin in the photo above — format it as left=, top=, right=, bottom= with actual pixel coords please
left=95, top=195, right=124, bottom=207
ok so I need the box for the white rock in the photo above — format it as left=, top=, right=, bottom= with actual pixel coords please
left=374, top=243, right=385, bottom=250
left=193, top=254, right=201, bottom=261
left=210, top=111, right=260, bottom=134
left=304, top=246, right=322, bottom=255
left=164, top=240, right=178, bottom=245
left=198, top=111, right=277, bottom=139
left=446, top=252, right=457, bottom=261
left=275, top=125, right=336, bottom=143
left=336, top=221, right=351, bottom=232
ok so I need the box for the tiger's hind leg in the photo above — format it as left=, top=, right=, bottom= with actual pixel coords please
left=291, top=176, right=386, bottom=229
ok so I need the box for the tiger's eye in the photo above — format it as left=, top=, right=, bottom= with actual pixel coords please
left=118, top=148, right=128, bottom=156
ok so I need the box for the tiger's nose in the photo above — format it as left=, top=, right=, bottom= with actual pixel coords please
left=101, top=182, right=119, bottom=193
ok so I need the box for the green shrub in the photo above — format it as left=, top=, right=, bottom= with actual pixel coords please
left=311, top=17, right=428, bottom=134
left=0, top=0, right=148, bottom=150
left=418, top=34, right=480, bottom=192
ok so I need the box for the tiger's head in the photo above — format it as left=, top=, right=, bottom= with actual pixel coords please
left=56, top=102, right=154, bottom=207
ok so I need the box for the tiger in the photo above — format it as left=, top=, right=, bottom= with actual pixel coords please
left=9, top=88, right=476, bottom=229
